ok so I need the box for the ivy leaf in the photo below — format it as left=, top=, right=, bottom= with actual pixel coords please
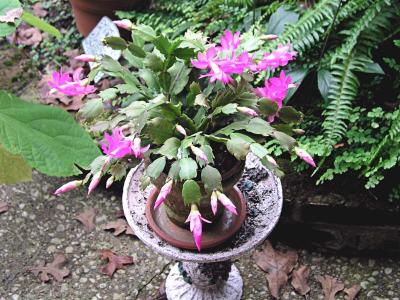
left=201, top=165, right=222, bottom=192
left=0, top=144, right=32, bottom=184
left=158, top=137, right=181, bottom=159
left=168, top=61, right=191, bottom=95
left=0, top=91, right=101, bottom=177
left=146, top=117, right=175, bottom=144
left=146, top=157, right=166, bottom=179
left=227, top=138, right=250, bottom=160
left=278, top=106, right=303, bottom=123
left=179, top=157, right=197, bottom=180
left=182, top=180, right=201, bottom=205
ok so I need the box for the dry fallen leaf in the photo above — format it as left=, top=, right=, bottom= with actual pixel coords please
left=291, top=265, right=311, bottom=296
left=0, top=7, right=23, bottom=23
left=32, top=3, right=47, bottom=17
left=253, top=241, right=298, bottom=298
left=99, top=249, right=134, bottom=277
left=63, top=49, right=85, bottom=70
left=317, top=275, right=345, bottom=300
left=344, top=284, right=361, bottom=300
left=10, top=25, right=42, bottom=46
left=29, top=254, right=70, bottom=282
left=75, top=207, right=97, bottom=232
left=0, top=202, right=9, bottom=214
left=104, top=219, right=135, bottom=236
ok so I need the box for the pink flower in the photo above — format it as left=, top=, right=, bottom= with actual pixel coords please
left=210, top=191, right=218, bottom=215
left=237, top=106, right=258, bottom=117
left=75, top=54, right=98, bottom=62
left=190, top=145, right=208, bottom=164
left=256, top=44, right=296, bottom=71
left=132, top=137, right=150, bottom=159
left=219, top=30, right=240, bottom=52
left=113, top=19, right=133, bottom=31
left=88, top=171, right=101, bottom=195
left=48, top=68, right=96, bottom=96
left=216, top=191, right=238, bottom=215
left=256, top=71, right=293, bottom=109
left=185, top=204, right=211, bottom=251
left=295, top=147, right=316, bottom=168
left=54, top=180, right=82, bottom=195
left=261, top=34, right=278, bottom=41
left=101, top=128, right=133, bottom=158
left=175, top=124, right=187, bottom=136
left=154, top=180, right=173, bottom=209
left=266, top=155, right=278, bottom=166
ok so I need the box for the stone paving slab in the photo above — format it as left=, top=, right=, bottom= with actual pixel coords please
left=0, top=172, right=399, bottom=299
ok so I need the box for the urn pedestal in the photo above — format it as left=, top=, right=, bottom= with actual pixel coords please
left=122, top=154, right=283, bottom=299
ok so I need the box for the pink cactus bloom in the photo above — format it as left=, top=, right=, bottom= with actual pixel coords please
left=113, top=19, right=133, bottom=30
left=48, top=68, right=96, bottom=96
left=295, top=147, right=316, bottom=168
left=266, top=155, right=278, bottom=167
left=256, top=44, right=296, bottom=71
left=132, top=137, right=150, bottom=159
left=54, top=180, right=82, bottom=195
left=256, top=71, right=293, bottom=109
left=88, top=172, right=101, bottom=195
left=237, top=106, right=258, bottom=117
left=216, top=191, right=238, bottom=215
left=210, top=191, right=218, bottom=215
left=106, top=176, right=114, bottom=189
left=175, top=124, right=187, bottom=136
left=185, top=205, right=211, bottom=251
left=190, top=145, right=208, bottom=164
left=101, top=128, right=133, bottom=158
left=219, top=30, right=241, bottom=52
left=75, top=54, right=98, bottom=62
left=154, top=180, right=173, bottom=209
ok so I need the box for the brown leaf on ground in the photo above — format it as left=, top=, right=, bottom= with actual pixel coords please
left=344, top=284, right=361, bottom=300
left=75, top=207, right=97, bottom=232
left=29, top=254, right=70, bottom=282
left=115, top=209, right=125, bottom=218
left=9, top=25, right=42, bottom=46
left=0, top=7, right=23, bottom=23
left=99, top=249, right=134, bottom=277
left=0, top=202, right=9, bottom=214
left=317, top=275, right=345, bottom=300
left=104, top=219, right=135, bottom=236
left=291, top=265, right=311, bottom=295
left=253, top=241, right=298, bottom=298
left=32, top=3, right=48, bottom=17
left=64, top=49, right=85, bottom=70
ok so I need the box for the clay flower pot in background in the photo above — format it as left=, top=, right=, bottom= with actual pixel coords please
left=68, top=0, right=149, bottom=37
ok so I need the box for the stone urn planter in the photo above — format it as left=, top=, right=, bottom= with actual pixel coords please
left=123, top=154, right=283, bottom=299
left=69, top=0, right=149, bottom=36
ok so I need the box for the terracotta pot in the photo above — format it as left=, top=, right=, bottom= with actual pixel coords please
left=152, top=157, right=246, bottom=227
left=68, top=0, right=149, bottom=37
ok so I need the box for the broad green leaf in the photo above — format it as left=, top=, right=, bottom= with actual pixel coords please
left=272, top=131, right=296, bottom=150
left=186, top=82, right=201, bottom=106
left=213, top=103, right=238, bottom=116
left=284, top=68, right=308, bottom=103
left=90, top=155, right=108, bottom=174
left=103, top=36, right=127, bottom=50
left=200, top=144, right=214, bottom=164
left=153, top=34, right=172, bottom=55
left=168, top=61, right=190, bottom=95
left=133, top=24, right=157, bottom=41
left=168, top=161, right=180, bottom=180
left=230, top=132, right=255, bottom=144
left=144, top=53, right=164, bottom=72
left=128, top=43, right=146, bottom=58
left=0, top=144, right=32, bottom=184
left=158, top=137, right=180, bottom=159
left=278, top=106, right=303, bottom=123
left=0, top=91, right=101, bottom=177
left=245, top=117, right=274, bottom=136
left=101, top=55, right=123, bottom=73
left=99, top=88, right=118, bottom=100
left=259, top=98, right=278, bottom=116
left=0, top=0, right=21, bottom=37
left=179, top=157, right=197, bottom=180
left=20, top=11, right=61, bottom=38
left=317, top=69, right=332, bottom=101
left=267, top=7, right=299, bottom=35
left=215, top=120, right=249, bottom=136
left=250, top=143, right=269, bottom=159
left=116, top=83, right=138, bottom=94
left=123, top=49, right=144, bottom=68
left=201, top=165, right=222, bottom=192
left=360, top=62, right=385, bottom=75
left=77, top=98, right=103, bottom=120
left=182, top=180, right=201, bottom=205
left=195, top=94, right=209, bottom=107
left=146, top=117, right=175, bottom=144
left=120, top=101, right=147, bottom=118
left=139, top=69, right=159, bottom=91
left=173, top=47, right=195, bottom=60
left=227, top=138, right=250, bottom=160
left=110, top=163, right=127, bottom=180
left=146, top=157, right=166, bottom=178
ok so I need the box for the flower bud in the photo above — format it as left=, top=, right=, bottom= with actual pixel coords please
left=88, top=172, right=102, bottom=195
left=210, top=191, right=218, bottom=215
left=237, top=106, right=258, bottom=117
left=190, top=145, right=208, bottom=164
left=113, top=19, right=134, bottom=31
left=106, top=176, right=114, bottom=189
left=295, top=147, right=316, bottom=168
left=75, top=54, right=98, bottom=62
left=175, top=124, right=187, bottom=136
left=292, top=128, right=305, bottom=135
left=261, top=34, right=278, bottom=41
left=54, top=180, right=82, bottom=195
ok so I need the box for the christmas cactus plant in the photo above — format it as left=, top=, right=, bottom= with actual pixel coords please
left=53, top=21, right=315, bottom=250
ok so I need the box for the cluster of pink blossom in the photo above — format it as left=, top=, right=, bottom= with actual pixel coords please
left=48, top=67, right=96, bottom=97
